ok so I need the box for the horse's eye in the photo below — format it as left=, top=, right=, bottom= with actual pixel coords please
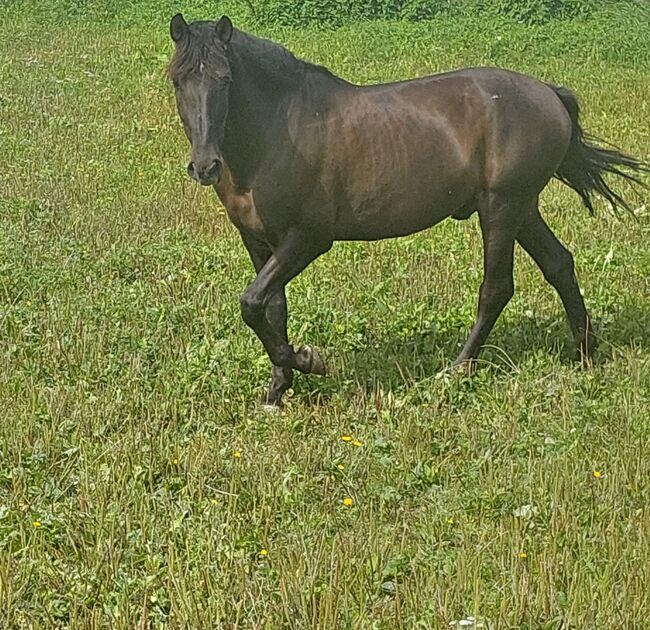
left=172, top=80, right=180, bottom=90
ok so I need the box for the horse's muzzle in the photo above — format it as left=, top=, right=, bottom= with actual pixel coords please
left=187, top=158, right=223, bottom=186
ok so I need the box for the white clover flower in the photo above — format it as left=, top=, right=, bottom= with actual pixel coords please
left=449, top=617, right=490, bottom=628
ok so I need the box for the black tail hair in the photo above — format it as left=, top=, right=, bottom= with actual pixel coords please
left=550, top=84, right=648, bottom=215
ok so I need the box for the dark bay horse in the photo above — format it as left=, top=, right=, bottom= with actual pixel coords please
left=168, top=14, right=647, bottom=407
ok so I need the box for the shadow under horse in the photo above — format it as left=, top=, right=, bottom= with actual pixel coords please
left=167, top=14, right=648, bottom=407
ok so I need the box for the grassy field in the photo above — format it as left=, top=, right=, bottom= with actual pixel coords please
left=1, top=2, right=649, bottom=628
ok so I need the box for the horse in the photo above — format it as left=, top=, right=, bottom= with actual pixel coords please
left=167, top=13, right=647, bottom=408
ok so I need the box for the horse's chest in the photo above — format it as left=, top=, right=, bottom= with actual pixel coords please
left=215, top=178, right=265, bottom=238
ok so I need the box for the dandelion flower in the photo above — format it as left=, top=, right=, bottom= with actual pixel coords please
left=447, top=517, right=454, bottom=525
left=33, top=520, right=41, bottom=528
left=343, top=497, right=354, bottom=507
left=172, top=458, right=179, bottom=465
left=260, top=548, right=268, bottom=557
left=341, top=435, right=352, bottom=442
left=593, top=470, right=603, bottom=478
left=337, top=464, right=345, bottom=470
left=233, top=451, right=242, bottom=459
left=211, top=498, right=218, bottom=505
left=353, top=440, right=363, bottom=447
left=519, top=551, right=527, bottom=559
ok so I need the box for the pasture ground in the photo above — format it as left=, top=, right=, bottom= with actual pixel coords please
left=1, top=2, right=649, bottom=627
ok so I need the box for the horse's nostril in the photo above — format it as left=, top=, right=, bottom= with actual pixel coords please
left=188, top=158, right=222, bottom=184
left=206, top=159, right=222, bottom=179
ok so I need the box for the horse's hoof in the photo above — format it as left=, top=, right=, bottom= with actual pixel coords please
left=450, top=358, right=477, bottom=377
left=308, top=346, right=327, bottom=375
left=576, top=337, right=597, bottom=370
left=260, top=391, right=283, bottom=410
left=577, top=350, right=595, bottom=370
left=297, top=345, right=327, bottom=375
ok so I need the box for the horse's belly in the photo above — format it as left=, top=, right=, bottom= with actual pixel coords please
left=333, top=182, right=473, bottom=241
left=331, top=155, right=477, bottom=240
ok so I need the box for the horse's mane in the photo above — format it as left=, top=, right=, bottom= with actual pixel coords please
left=234, top=29, right=342, bottom=83
left=168, top=20, right=345, bottom=87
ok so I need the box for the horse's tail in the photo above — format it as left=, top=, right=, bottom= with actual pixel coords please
left=549, top=84, right=648, bottom=215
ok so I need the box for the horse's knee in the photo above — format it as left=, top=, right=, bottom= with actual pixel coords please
left=266, top=291, right=287, bottom=318
left=266, top=291, right=285, bottom=308
left=240, top=289, right=264, bottom=326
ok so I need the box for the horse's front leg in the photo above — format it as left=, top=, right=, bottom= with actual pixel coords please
left=261, top=291, right=294, bottom=407
left=240, top=232, right=294, bottom=407
left=239, top=229, right=331, bottom=405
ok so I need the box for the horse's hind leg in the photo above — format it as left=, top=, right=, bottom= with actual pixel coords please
left=453, top=192, right=523, bottom=367
left=517, top=206, right=596, bottom=365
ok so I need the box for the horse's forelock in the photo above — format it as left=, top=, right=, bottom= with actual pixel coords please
left=168, top=24, right=231, bottom=82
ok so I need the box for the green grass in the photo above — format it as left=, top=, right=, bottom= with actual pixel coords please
left=1, top=3, right=649, bottom=628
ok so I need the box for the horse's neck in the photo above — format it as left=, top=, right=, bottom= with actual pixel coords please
left=223, top=40, right=302, bottom=185
left=222, top=35, right=340, bottom=187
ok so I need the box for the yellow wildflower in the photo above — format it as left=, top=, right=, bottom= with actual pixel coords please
left=593, top=470, right=603, bottom=479
left=337, top=464, right=345, bottom=470
left=447, top=517, right=454, bottom=525
left=343, top=497, right=354, bottom=507
left=519, top=551, right=527, bottom=559
left=341, top=435, right=352, bottom=442
left=233, top=451, right=241, bottom=459
left=260, top=548, right=268, bottom=557
left=33, top=520, right=41, bottom=528
left=353, top=440, right=363, bottom=447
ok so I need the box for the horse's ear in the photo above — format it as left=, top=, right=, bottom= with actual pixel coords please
left=170, top=13, right=188, bottom=43
left=215, top=15, right=233, bottom=44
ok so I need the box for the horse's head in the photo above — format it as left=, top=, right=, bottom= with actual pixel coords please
left=169, top=14, right=233, bottom=186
